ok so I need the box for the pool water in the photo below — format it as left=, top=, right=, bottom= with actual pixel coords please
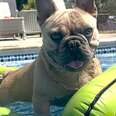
left=0, top=47, right=116, bottom=116
left=96, top=47, right=116, bottom=71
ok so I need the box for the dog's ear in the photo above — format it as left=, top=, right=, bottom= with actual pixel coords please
left=36, top=0, right=66, bottom=26
left=73, top=0, right=97, bottom=17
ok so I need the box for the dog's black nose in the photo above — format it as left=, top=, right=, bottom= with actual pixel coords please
left=66, top=39, right=80, bottom=52
left=62, top=35, right=92, bottom=61
left=64, top=35, right=88, bottom=52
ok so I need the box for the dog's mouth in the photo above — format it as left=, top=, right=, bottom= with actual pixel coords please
left=47, top=50, right=86, bottom=71
left=64, top=60, right=84, bottom=71
left=47, top=49, right=93, bottom=72
left=65, top=60, right=84, bottom=69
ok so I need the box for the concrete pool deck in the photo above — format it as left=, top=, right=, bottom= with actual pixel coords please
left=0, top=33, right=116, bottom=54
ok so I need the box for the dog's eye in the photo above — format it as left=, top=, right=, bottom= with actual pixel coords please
left=50, top=31, right=63, bottom=43
left=83, top=27, right=93, bottom=38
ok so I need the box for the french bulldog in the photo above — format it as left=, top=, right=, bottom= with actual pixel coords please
left=0, top=0, right=102, bottom=115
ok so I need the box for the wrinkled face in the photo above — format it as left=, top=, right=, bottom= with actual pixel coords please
left=41, top=9, right=99, bottom=71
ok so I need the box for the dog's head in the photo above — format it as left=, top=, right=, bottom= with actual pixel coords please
left=36, top=0, right=99, bottom=71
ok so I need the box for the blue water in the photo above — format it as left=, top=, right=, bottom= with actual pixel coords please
left=0, top=48, right=116, bottom=116
left=96, top=47, right=116, bottom=71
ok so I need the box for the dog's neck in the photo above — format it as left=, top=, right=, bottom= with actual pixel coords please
left=37, top=47, right=101, bottom=91
left=40, top=47, right=79, bottom=75
left=38, top=48, right=86, bottom=90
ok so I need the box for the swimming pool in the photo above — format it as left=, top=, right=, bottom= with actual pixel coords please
left=0, top=46, right=116, bottom=70
left=0, top=46, right=116, bottom=116
left=96, top=46, right=116, bottom=70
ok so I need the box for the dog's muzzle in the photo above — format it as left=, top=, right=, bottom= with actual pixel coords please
left=58, top=34, right=95, bottom=70
left=60, top=34, right=92, bottom=59
left=47, top=34, right=95, bottom=71
left=63, top=34, right=89, bottom=51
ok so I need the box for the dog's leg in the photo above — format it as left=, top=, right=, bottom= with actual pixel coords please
left=0, top=87, right=12, bottom=105
left=0, top=76, right=15, bottom=105
left=32, top=96, right=50, bottom=116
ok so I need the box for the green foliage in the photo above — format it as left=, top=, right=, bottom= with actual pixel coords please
left=102, top=0, right=116, bottom=15
left=23, top=0, right=36, bottom=10
left=95, top=0, right=116, bottom=14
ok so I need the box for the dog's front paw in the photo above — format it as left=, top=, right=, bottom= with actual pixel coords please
left=33, top=96, right=50, bottom=116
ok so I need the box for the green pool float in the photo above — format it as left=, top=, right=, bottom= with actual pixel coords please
left=0, top=66, right=17, bottom=74
left=0, top=66, right=17, bottom=81
left=0, top=107, right=21, bottom=116
left=0, top=66, right=21, bottom=116
left=62, top=65, right=116, bottom=116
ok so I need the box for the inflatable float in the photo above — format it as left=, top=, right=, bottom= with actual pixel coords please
left=0, top=66, right=17, bottom=81
left=62, top=65, right=116, bottom=116
left=0, top=66, right=21, bottom=116
left=0, top=107, right=21, bottom=116
left=0, top=66, right=17, bottom=75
